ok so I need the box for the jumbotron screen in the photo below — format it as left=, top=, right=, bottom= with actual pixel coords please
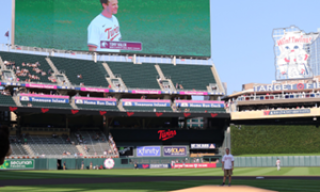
left=15, top=0, right=211, bottom=57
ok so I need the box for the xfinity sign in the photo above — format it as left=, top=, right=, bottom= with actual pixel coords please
left=136, top=146, right=161, bottom=157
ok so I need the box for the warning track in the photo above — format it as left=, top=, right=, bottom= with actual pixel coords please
left=1, top=176, right=320, bottom=187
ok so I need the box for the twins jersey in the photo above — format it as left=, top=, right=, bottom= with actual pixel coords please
left=87, top=14, right=121, bottom=52
left=222, top=154, right=234, bottom=169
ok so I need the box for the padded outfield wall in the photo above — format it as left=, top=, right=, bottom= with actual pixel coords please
left=231, top=125, right=320, bottom=155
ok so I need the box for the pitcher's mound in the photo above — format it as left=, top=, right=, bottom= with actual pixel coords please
left=170, top=185, right=277, bottom=192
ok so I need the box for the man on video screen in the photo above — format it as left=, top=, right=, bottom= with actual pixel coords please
left=87, top=0, right=121, bottom=52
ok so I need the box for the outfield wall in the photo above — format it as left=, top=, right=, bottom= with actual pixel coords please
left=2, top=157, right=205, bottom=170
left=234, top=156, right=320, bottom=167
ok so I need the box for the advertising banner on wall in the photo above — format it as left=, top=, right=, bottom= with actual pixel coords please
left=15, top=0, right=211, bottom=57
left=136, top=164, right=170, bottom=169
left=175, top=100, right=224, bottom=108
left=191, top=143, right=216, bottom=149
left=136, top=146, right=161, bottom=157
left=273, top=26, right=318, bottom=80
left=74, top=97, right=117, bottom=106
left=20, top=94, right=69, bottom=104
left=174, top=163, right=216, bottom=169
left=122, top=99, right=171, bottom=107
left=117, top=146, right=134, bottom=157
left=163, top=146, right=187, bottom=157
left=0, top=159, right=35, bottom=170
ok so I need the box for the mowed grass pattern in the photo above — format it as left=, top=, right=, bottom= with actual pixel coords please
left=1, top=168, right=320, bottom=191
left=1, top=167, right=320, bottom=180
left=2, top=179, right=320, bottom=192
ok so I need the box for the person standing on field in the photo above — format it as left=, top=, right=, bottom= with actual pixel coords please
left=81, top=161, right=84, bottom=170
left=276, top=158, right=281, bottom=171
left=221, top=148, right=234, bottom=186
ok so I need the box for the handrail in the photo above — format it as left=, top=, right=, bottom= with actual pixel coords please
left=237, top=93, right=320, bottom=101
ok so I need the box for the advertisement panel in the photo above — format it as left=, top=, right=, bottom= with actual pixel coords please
left=149, top=164, right=170, bottom=169
left=74, top=97, right=117, bottom=106
left=122, top=99, right=171, bottom=107
left=0, top=159, right=35, bottom=170
left=15, top=0, right=210, bottom=57
left=104, top=158, right=115, bottom=169
left=117, top=146, right=134, bottom=157
left=136, top=146, right=161, bottom=157
left=136, top=164, right=170, bottom=169
left=273, top=26, right=318, bottom=80
left=20, top=94, right=69, bottom=104
left=263, top=109, right=310, bottom=116
left=174, top=163, right=216, bottom=169
left=175, top=100, right=224, bottom=108
left=191, top=143, right=216, bottom=149
left=163, top=146, right=187, bottom=157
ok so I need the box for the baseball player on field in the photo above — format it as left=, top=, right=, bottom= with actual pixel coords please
left=87, top=0, right=121, bottom=52
left=221, top=148, right=234, bottom=186
left=276, top=158, right=281, bottom=171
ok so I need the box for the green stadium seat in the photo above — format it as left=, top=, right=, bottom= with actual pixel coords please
left=105, top=62, right=160, bottom=89
left=159, top=64, right=216, bottom=91
left=50, top=57, right=109, bottom=87
left=0, top=95, right=16, bottom=106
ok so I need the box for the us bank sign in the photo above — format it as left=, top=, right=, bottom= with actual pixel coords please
left=254, top=83, right=320, bottom=92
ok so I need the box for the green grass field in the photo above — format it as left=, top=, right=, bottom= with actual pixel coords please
left=1, top=168, right=320, bottom=192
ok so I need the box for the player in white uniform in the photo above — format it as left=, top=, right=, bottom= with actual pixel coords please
left=221, top=148, right=234, bottom=186
left=87, top=0, right=121, bottom=52
left=276, top=158, right=281, bottom=171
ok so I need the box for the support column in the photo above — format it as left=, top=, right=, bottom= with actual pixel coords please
left=142, top=118, right=145, bottom=129
left=103, top=116, right=110, bottom=139
left=183, top=119, right=187, bottom=129
left=66, top=115, right=68, bottom=128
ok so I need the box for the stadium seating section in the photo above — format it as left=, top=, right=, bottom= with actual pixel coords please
left=159, top=64, right=216, bottom=90
left=0, top=51, right=52, bottom=83
left=72, top=130, right=117, bottom=157
left=123, top=106, right=173, bottom=112
left=0, top=94, right=16, bottom=106
left=21, top=101, right=72, bottom=109
left=50, top=57, right=109, bottom=87
left=8, top=128, right=118, bottom=158
left=106, top=62, right=160, bottom=89
left=28, top=135, right=79, bottom=158
left=1, top=52, right=219, bottom=92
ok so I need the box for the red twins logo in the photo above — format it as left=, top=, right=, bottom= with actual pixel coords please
left=105, top=25, right=120, bottom=41
left=158, top=130, right=177, bottom=141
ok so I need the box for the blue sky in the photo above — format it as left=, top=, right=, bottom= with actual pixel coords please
left=0, top=0, right=11, bottom=45
left=1, top=0, right=320, bottom=96
left=210, top=0, right=320, bottom=94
